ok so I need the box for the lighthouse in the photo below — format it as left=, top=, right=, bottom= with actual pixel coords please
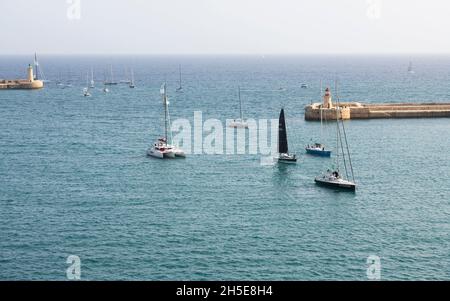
left=323, top=87, right=333, bottom=109
left=27, top=64, right=34, bottom=82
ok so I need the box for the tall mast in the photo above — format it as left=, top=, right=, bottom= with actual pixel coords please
left=110, top=65, right=114, bottom=83
left=90, top=67, right=94, bottom=87
left=335, top=80, right=340, bottom=173
left=320, top=79, right=323, bottom=142
left=179, top=65, right=182, bottom=89
left=162, top=83, right=168, bottom=142
left=238, top=86, right=243, bottom=120
left=34, top=53, right=39, bottom=80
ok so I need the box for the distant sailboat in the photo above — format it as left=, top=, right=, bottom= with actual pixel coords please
left=277, top=108, right=297, bottom=164
left=83, top=72, right=91, bottom=97
left=33, top=53, right=49, bottom=83
left=129, top=69, right=135, bottom=88
left=176, top=65, right=183, bottom=92
left=120, top=67, right=132, bottom=84
left=90, top=67, right=95, bottom=88
left=408, top=61, right=415, bottom=74
left=229, top=86, right=249, bottom=128
left=147, top=83, right=186, bottom=159
left=315, top=81, right=355, bottom=191
left=104, top=65, right=118, bottom=85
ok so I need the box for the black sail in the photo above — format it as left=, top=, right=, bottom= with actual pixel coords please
left=278, top=108, right=289, bottom=154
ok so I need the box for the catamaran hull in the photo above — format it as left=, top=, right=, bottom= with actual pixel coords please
left=306, top=149, right=332, bottom=157
left=173, top=150, right=186, bottom=158
left=147, top=149, right=176, bottom=159
left=314, top=178, right=356, bottom=191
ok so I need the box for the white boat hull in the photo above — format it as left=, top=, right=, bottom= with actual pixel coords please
left=229, top=122, right=249, bottom=129
left=315, top=175, right=356, bottom=191
left=147, top=148, right=176, bottom=159
left=277, top=153, right=297, bottom=164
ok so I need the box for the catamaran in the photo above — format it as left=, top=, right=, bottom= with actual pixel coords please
left=104, top=65, right=118, bottom=85
left=315, top=82, right=356, bottom=191
left=147, top=83, right=186, bottom=159
left=276, top=108, right=297, bottom=164
left=229, top=86, right=249, bottom=128
left=306, top=84, right=332, bottom=157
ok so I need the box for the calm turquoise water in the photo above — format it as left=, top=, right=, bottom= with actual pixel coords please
left=1, top=55, right=450, bottom=280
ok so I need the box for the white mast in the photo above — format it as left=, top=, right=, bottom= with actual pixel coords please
left=160, top=83, right=169, bottom=142
left=238, top=86, right=243, bottom=121
left=90, top=67, right=95, bottom=88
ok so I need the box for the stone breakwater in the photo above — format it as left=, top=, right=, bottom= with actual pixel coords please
left=305, top=102, right=450, bottom=121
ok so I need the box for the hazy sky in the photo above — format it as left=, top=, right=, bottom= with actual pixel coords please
left=1, top=0, right=450, bottom=54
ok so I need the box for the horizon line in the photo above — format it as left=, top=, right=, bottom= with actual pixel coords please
left=1, top=52, right=450, bottom=57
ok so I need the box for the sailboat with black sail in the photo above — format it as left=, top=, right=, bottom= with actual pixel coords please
left=277, top=108, right=297, bottom=164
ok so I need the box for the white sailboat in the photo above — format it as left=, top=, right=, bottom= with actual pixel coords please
left=306, top=83, right=332, bottom=157
left=315, top=81, right=356, bottom=191
left=229, top=86, right=249, bottom=128
left=408, top=61, right=414, bottom=74
left=33, top=53, right=49, bottom=83
left=147, top=83, right=186, bottom=159
left=129, top=69, right=135, bottom=88
left=83, top=72, right=91, bottom=97
left=90, top=67, right=95, bottom=88
left=104, top=65, right=118, bottom=85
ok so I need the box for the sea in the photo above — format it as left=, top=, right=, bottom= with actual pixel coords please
left=1, top=55, right=450, bottom=280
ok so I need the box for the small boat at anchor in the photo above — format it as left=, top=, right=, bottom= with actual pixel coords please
left=147, top=137, right=176, bottom=159
left=229, top=86, right=249, bottom=128
left=315, top=170, right=356, bottom=191
left=276, top=108, right=297, bottom=164
left=306, top=143, right=331, bottom=157
left=104, top=65, right=118, bottom=85
left=83, top=72, right=91, bottom=97
left=315, top=81, right=355, bottom=191
left=129, top=69, right=135, bottom=88
left=306, top=85, right=332, bottom=157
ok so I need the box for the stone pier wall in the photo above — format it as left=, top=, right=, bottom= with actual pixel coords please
left=305, top=102, right=450, bottom=121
